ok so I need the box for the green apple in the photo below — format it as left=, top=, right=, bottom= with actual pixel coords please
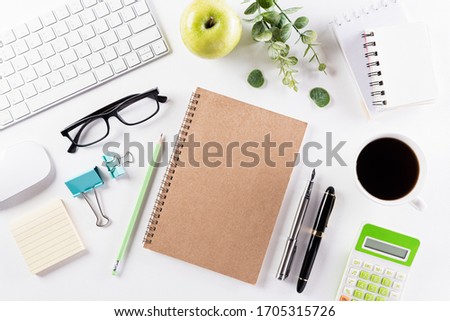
left=180, top=0, right=242, bottom=59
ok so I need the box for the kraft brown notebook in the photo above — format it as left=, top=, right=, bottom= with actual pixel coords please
left=143, top=87, right=307, bottom=284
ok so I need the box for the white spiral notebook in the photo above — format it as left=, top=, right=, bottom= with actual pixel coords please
left=332, top=0, right=437, bottom=117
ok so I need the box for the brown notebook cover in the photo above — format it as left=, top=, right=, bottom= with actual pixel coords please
left=143, top=87, right=307, bottom=284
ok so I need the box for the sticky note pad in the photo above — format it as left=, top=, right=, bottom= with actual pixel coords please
left=9, top=199, right=85, bottom=275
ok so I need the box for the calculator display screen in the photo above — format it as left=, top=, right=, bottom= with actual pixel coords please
left=364, top=238, right=409, bottom=259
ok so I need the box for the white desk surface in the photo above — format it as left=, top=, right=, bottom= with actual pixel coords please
left=1, top=0, right=449, bottom=300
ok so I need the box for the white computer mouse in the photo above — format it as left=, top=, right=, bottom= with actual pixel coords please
left=0, top=141, right=52, bottom=203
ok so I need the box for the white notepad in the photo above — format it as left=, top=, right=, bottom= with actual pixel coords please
left=9, top=199, right=85, bottom=274
left=332, top=0, right=437, bottom=116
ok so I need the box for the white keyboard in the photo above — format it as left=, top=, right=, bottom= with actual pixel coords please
left=0, top=0, right=169, bottom=130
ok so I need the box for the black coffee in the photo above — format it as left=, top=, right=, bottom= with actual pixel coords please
left=356, top=138, right=420, bottom=201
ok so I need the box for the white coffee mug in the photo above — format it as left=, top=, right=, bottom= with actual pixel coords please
left=354, top=133, right=427, bottom=211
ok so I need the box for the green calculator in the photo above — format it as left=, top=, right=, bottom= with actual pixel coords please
left=336, top=224, right=420, bottom=301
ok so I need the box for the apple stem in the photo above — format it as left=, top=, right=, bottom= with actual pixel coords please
left=205, top=16, right=216, bottom=29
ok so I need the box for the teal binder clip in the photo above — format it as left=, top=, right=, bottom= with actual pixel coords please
left=102, top=151, right=134, bottom=179
left=65, top=166, right=110, bottom=227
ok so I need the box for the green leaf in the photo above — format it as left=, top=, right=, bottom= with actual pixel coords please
left=262, top=11, right=281, bottom=26
left=268, top=46, right=278, bottom=59
left=255, top=30, right=272, bottom=42
left=319, top=63, right=327, bottom=72
left=294, top=16, right=309, bottom=29
left=277, top=13, right=290, bottom=28
left=301, top=30, right=317, bottom=44
left=251, top=21, right=265, bottom=40
left=310, top=87, right=331, bottom=108
left=309, top=54, right=316, bottom=63
left=287, top=56, right=298, bottom=65
left=271, top=41, right=286, bottom=50
left=303, top=45, right=311, bottom=57
left=280, top=43, right=290, bottom=57
left=257, top=0, right=273, bottom=9
left=270, top=26, right=281, bottom=41
left=283, top=7, right=302, bottom=14
left=244, top=2, right=259, bottom=15
left=280, top=23, right=292, bottom=42
left=247, top=69, right=265, bottom=88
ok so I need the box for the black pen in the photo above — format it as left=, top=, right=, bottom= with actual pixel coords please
left=297, top=186, right=336, bottom=293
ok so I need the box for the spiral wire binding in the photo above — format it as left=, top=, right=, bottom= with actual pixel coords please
left=143, top=92, right=200, bottom=244
left=331, top=0, right=398, bottom=27
left=363, top=31, right=387, bottom=106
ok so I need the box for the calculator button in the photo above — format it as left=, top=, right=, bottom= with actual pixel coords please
left=343, top=287, right=353, bottom=296
left=364, top=293, right=375, bottom=301
left=385, top=269, right=395, bottom=277
left=381, top=278, right=392, bottom=287
left=374, top=265, right=384, bottom=274
left=349, top=268, right=359, bottom=277
left=375, top=296, right=386, bottom=301
left=362, top=262, right=374, bottom=270
left=378, top=287, right=389, bottom=297
left=346, top=277, right=357, bottom=286
left=390, top=291, right=400, bottom=300
left=370, top=274, right=381, bottom=284
left=356, top=280, right=367, bottom=290
left=359, top=270, right=370, bottom=280
left=395, top=272, right=406, bottom=281
left=392, top=282, right=402, bottom=291
left=353, top=289, right=364, bottom=299
left=367, top=283, right=379, bottom=293
left=351, top=258, right=362, bottom=267
left=339, top=295, right=351, bottom=301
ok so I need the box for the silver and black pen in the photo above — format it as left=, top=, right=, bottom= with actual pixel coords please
left=276, top=169, right=316, bottom=280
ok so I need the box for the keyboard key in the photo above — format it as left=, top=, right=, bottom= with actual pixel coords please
left=134, top=2, right=149, bottom=16
left=362, top=262, right=374, bottom=271
left=52, top=37, right=69, bottom=53
left=74, top=59, right=91, bottom=74
left=107, top=12, right=122, bottom=28
left=40, top=28, right=56, bottom=43
left=93, top=19, right=109, bottom=34
left=0, top=30, right=16, bottom=45
left=94, top=64, right=113, bottom=81
left=8, top=90, right=24, bottom=104
left=385, top=269, right=395, bottom=277
left=61, top=48, right=78, bottom=64
left=395, top=272, right=406, bottom=281
left=102, top=47, right=117, bottom=62
left=392, top=282, right=402, bottom=291
left=67, top=16, right=83, bottom=31
left=367, top=283, right=378, bottom=293
left=0, top=110, right=13, bottom=125
left=83, top=0, right=98, bottom=8
left=374, top=265, right=384, bottom=274
left=88, top=52, right=104, bottom=67
left=348, top=268, right=359, bottom=277
left=12, top=56, right=28, bottom=71
left=0, top=79, right=11, bottom=94
left=152, top=39, right=167, bottom=55
left=129, top=14, right=155, bottom=33
left=61, top=65, right=77, bottom=80
left=54, top=21, right=70, bottom=37
left=124, top=51, right=139, bottom=67
left=375, top=296, right=385, bottom=301
left=75, top=42, right=92, bottom=58
left=67, top=0, right=84, bottom=14
left=116, top=25, right=131, bottom=40
left=41, top=11, right=57, bottom=26
left=27, top=72, right=96, bottom=112
left=356, top=280, right=367, bottom=290
left=0, top=46, right=16, bottom=61
left=9, top=74, right=25, bottom=89
left=35, top=77, right=51, bottom=92
left=54, top=5, right=70, bottom=20
left=21, top=83, right=37, bottom=98
left=116, top=41, right=131, bottom=55
left=390, top=291, right=400, bottom=300
left=123, top=0, right=136, bottom=5
left=342, top=287, right=352, bottom=296
left=359, top=270, right=370, bottom=280
left=0, top=95, right=10, bottom=110
left=378, top=287, right=389, bottom=297
left=13, top=24, right=30, bottom=39
left=39, top=43, right=55, bottom=59
left=138, top=45, right=154, bottom=61
left=103, top=30, right=119, bottom=45
left=48, top=71, right=64, bottom=87
left=129, top=26, right=160, bottom=49
left=338, top=295, right=350, bottom=301
left=35, top=61, right=51, bottom=76
left=345, top=277, right=357, bottom=286
left=80, top=25, right=96, bottom=41
left=48, top=55, right=65, bottom=70
left=120, top=6, right=135, bottom=22
left=25, top=50, right=42, bottom=65
left=353, top=289, right=364, bottom=299
left=12, top=39, right=29, bottom=55
left=364, top=293, right=375, bottom=301
left=0, top=61, right=15, bottom=77
left=66, top=31, right=83, bottom=46
left=381, top=277, right=392, bottom=287
left=370, top=274, right=381, bottom=284
left=107, top=0, right=123, bottom=12
left=110, top=58, right=126, bottom=73
left=27, top=18, right=43, bottom=33
left=81, top=9, right=97, bottom=25
left=10, top=102, right=30, bottom=119
left=26, top=33, right=43, bottom=49
left=89, top=37, right=105, bottom=52
left=94, top=2, right=110, bottom=18
left=22, top=68, right=38, bottom=82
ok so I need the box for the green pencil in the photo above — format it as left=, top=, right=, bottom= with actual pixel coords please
left=112, top=134, right=164, bottom=275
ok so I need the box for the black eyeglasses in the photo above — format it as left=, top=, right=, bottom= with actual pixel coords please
left=61, top=88, right=167, bottom=153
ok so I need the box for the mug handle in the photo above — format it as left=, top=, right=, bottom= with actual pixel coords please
left=410, top=197, right=426, bottom=211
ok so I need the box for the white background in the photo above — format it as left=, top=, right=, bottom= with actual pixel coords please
left=0, top=0, right=449, bottom=301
